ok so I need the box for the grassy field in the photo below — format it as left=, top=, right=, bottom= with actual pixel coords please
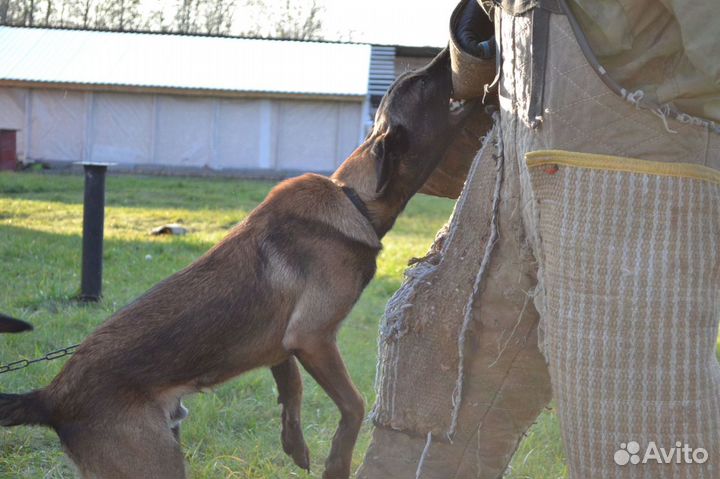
left=0, top=170, right=583, bottom=478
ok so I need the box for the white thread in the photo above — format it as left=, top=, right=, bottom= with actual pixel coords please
left=415, top=432, right=433, bottom=479
left=447, top=127, right=504, bottom=440
left=651, top=106, right=678, bottom=134
left=625, top=89, right=644, bottom=107
left=488, top=292, right=530, bottom=368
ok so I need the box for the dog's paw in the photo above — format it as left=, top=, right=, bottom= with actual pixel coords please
left=321, top=455, right=352, bottom=479
left=291, top=442, right=310, bottom=471
left=281, top=422, right=310, bottom=471
left=321, top=464, right=350, bottom=479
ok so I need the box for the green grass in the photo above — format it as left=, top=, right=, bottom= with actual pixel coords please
left=12, top=170, right=713, bottom=478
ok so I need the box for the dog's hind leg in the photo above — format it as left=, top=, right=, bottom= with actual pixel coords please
left=271, top=356, right=310, bottom=471
left=293, top=339, right=364, bottom=479
left=59, top=412, right=187, bottom=479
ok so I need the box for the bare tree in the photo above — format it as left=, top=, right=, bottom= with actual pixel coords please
left=0, top=0, right=10, bottom=24
left=142, top=6, right=172, bottom=32
left=172, top=0, right=237, bottom=35
left=78, top=0, right=93, bottom=27
left=0, top=0, right=38, bottom=26
left=203, top=0, right=236, bottom=35
left=96, top=0, right=141, bottom=31
left=0, top=0, right=326, bottom=40
left=25, top=0, right=36, bottom=25
left=56, top=0, right=68, bottom=26
left=274, top=0, right=322, bottom=40
left=174, top=0, right=200, bottom=33
left=56, top=0, right=95, bottom=28
left=43, top=0, right=52, bottom=24
left=241, top=0, right=325, bottom=40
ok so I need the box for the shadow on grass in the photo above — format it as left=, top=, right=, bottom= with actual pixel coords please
left=1, top=172, right=456, bottom=224
left=1, top=224, right=213, bottom=313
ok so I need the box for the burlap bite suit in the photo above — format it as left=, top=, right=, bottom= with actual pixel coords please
left=359, top=1, right=720, bottom=477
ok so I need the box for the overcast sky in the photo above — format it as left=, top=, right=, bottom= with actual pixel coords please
left=320, top=0, right=458, bottom=46
left=234, top=0, right=459, bottom=47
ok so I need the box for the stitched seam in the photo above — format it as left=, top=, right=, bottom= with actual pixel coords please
left=526, top=150, right=720, bottom=185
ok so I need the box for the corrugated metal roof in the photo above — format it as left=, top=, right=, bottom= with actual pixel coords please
left=368, top=45, right=396, bottom=97
left=0, top=27, right=371, bottom=98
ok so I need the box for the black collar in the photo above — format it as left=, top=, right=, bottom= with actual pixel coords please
left=341, top=185, right=373, bottom=224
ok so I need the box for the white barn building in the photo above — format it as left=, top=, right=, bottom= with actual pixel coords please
left=0, top=27, right=436, bottom=175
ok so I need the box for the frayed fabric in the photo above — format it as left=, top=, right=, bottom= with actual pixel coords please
left=370, top=125, right=502, bottom=436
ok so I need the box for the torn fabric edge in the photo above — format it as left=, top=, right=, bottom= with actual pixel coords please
left=413, top=116, right=505, bottom=479
left=556, top=0, right=720, bottom=135
left=447, top=117, right=505, bottom=440
left=369, top=119, right=501, bottom=431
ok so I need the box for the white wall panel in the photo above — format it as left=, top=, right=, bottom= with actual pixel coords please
left=0, top=88, right=27, bottom=160
left=155, top=96, right=213, bottom=167
left=0, top=88, right=25, bottom=129
left=335, top=102, right=362, bottom=167
left=13, top=87, right=362, bottom=171
left=275, top=100, right=338, bottom=171
left=89, top=92, right=153, bottom=164
left=214, top=99, right=262, bottom=169
left=29, top=90, right=84, bottom=161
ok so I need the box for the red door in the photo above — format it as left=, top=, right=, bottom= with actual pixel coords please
left=0, top=130, right=17, bottom=171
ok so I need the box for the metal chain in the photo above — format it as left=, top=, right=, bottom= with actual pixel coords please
left=0, top=344, right=80, bottom=375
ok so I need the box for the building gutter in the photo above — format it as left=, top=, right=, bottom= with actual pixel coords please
left=0, top=79, right=366, bottom=102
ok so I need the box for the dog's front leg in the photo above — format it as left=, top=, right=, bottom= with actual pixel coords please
left=271, top=357, right=310, bottom=471
left=294, top=338, right=364, bottom=479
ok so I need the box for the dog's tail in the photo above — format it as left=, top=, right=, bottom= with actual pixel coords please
left=0, top=313, right=33, bottom=333
left=0, top=313, right=47, bottom=427
left=0, top=391, right=51, bottom=427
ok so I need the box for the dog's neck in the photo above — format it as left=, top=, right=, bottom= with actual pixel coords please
left=331, top=156, right=413, bottom=240
left=339, top=185, right=373, bottom=224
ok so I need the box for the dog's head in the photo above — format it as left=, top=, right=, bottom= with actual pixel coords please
left=0, top=313, right=32, bottom=334
left=368, top=48, right=454, bottom=197
left=332, top=49, right=455, bottom=235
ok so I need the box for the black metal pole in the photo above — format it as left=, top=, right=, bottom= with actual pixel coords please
left=79, top=164, right=108, bottom=302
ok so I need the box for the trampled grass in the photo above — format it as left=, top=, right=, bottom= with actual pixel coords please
left=4, top=171, right=713, bottom=478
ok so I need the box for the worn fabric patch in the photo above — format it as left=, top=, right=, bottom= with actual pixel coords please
left=527, top=152, right=720, bottom=478
left=371, top=127, right=501, bottom=437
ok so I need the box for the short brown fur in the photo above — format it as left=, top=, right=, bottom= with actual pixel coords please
left=0, top=49, right=456, bottom=479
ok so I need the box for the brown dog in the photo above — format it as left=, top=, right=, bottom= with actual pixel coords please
left=0, top=50, right=456, bottom=479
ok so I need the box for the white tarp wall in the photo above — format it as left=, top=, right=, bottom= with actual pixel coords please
left=0, top=88, right=27, bottom=160
left=0, top=87, right=365, bottom=173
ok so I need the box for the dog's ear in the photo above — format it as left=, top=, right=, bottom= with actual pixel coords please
left=372, top=124, right=408, bottom=194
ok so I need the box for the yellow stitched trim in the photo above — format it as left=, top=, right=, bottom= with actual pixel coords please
left=526, top=150, right=720, bottom=185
